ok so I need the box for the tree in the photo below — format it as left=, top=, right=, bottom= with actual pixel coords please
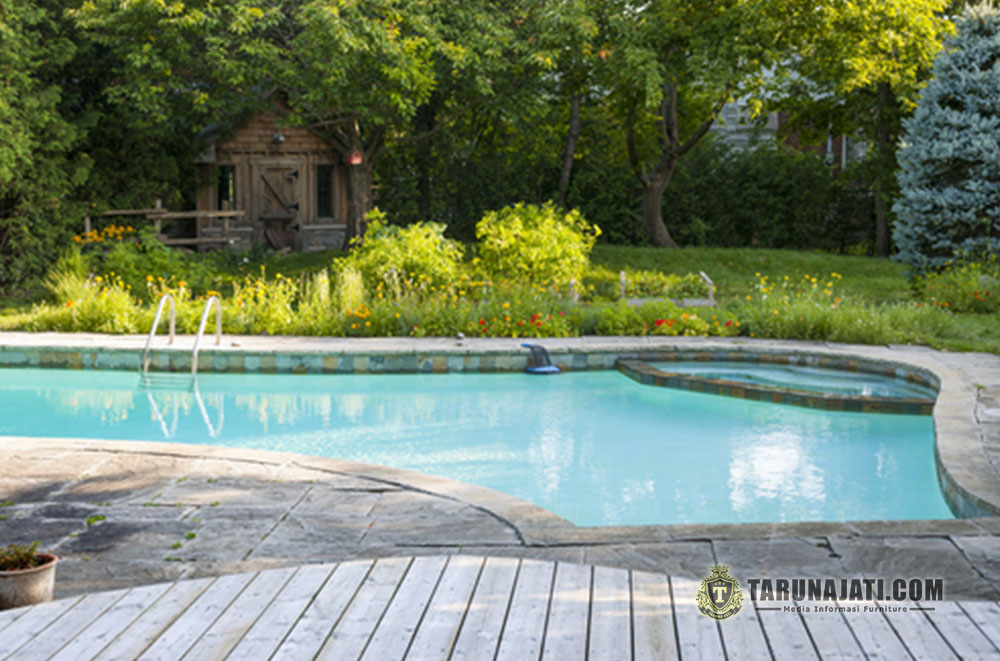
left=893, top=3, right=1000, bottom=271
left=74, top=0, right=463, bottom=240
left=602, top=0, right=802, bottom=247
left=0, top=0, right=89, bottom=289
left=774, top=0, right=952, bottom=256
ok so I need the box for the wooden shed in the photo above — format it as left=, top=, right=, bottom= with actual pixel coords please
left=194, top=109, right=349, bottom=251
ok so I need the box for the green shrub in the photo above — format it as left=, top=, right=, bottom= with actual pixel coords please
left=915, top=259, right=1000, bottom=314
left=580, top=267, right=710, bottom=301
left=476, top=202, right=600, bottom=284
left=336, top=209, right=464, bottom=291
left=86, top=228, right=218, bottom=301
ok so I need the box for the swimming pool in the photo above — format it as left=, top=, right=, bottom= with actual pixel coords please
left=0, top=367, right=952, bottom=526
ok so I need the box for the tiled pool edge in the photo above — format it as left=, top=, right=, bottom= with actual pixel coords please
left=617, top=359, right=936, bottom=415
left=1, top=332, right=998, bottom=521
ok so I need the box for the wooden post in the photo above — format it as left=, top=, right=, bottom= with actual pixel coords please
left=620, top=271, right=627, bottom=300
left=569, top=278, right=578, bottom=303
left=84, top=216, right=91, bottom=234
left=153, top=198, right=163, bottom=236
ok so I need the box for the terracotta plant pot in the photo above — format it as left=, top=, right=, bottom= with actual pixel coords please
left=0, top=553, right=58, bottom=610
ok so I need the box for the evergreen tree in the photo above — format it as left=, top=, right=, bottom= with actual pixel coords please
left=893, top=3, right=1000, bottom=270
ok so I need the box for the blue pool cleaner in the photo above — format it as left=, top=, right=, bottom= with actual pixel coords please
left=521, top=343, right=560, bottom=374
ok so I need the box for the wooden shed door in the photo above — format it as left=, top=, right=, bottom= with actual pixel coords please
left=253, top=160, right=303, bottom=250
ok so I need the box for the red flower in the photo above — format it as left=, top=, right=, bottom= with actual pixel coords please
left=558, top=311, right=565, bottom=316
left=655, top=319, right=665, bottom=327
left=535, top=321, right=542, bottom=326
left=518, top=320, right=524, bottom=326
left=531, top=313, right=540, bottom=322
left=479, top=318, right=486, bottom=325
left=725, top=320, right=732, bottom=327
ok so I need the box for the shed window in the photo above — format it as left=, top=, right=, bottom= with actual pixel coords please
left=217, top=165, right=235, bottom=210
left=317, top=165, right=334, bottom=217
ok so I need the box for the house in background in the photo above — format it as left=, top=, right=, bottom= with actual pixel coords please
left=193, top=109, right=349, bottom=252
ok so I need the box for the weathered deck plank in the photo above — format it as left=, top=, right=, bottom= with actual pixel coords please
left=137, top=572, right=257, bottom=660
left=588, top=566, right=631, bottom=661
left=839, top=605, right=911, bottom=660
left=0, top=596, right=84, bottom=659
left=270, top=560, right=373, bottom=661
left=450, top=556, right=519, bottom=661
left=405, top=555, right=484, bottom=660
left=13, top=589, right=128, bottom=659
left=957, top=601, right=1000, bottom=651
left=359, top=555, right=448, bottom=661
left=494, top=558, right=556, bottom=661
left=716, top=596, right=771, bottom=661
left=225, top=563, right=339, bottom=661
left=631, top=571, right=679, bottom=661
left=5, top=556, right=1000, bottom=661
left=755, top=604, right=818, bottom=661
left=795, top=601, right=865, bottom=660
left=672, top=576, right=725, bottom=660
left=315, top=556, right=411, bottom=661
left=180, top=566, right=297, bottom=660
left=540, top=561, right=592, bottom=661
left=49, top=583, right=172, bottom=661
left=918, top=601, right=1000, bottom=659
left=92, top=578, right=215, bottom=661
left=879, top=601, right=958, bottom=660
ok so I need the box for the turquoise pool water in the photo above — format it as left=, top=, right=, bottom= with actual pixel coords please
left=0, top=368, right=952, bottom=526
left=649, top=361, right=937, bottom=399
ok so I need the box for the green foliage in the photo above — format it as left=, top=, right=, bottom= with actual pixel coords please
left=580, top=267, right=709, bottom=301
left=476, top=203, right=600, bottom=284
left=0, top=541, right=45, bottom=572
left=894, top=4, right=1000, bottom=270
left=87, top=229, right=218, bottom=302
left=733, top=270, right=957, bottom=344
left=336, top=210, right=464, bottom=291
left=666, top=139, right=839, bottom=249
left=915, top=257, right=1000, bottom=313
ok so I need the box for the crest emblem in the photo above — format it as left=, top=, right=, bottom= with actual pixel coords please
left=696, top=565, right=743, bottom=620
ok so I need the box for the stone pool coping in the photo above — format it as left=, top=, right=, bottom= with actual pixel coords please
left=1, top=332, right=999, bottom=521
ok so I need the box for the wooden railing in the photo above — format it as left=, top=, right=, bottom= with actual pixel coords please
left=84, top=199, right=246, bottom=247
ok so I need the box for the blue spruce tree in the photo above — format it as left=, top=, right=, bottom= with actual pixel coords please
left=893, top=4, right=1000, bottom=271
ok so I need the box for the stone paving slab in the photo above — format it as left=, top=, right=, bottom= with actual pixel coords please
left=2, top=439, right=1000, bottom=602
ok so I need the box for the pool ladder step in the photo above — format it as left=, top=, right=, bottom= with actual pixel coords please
left=140, top=294, right=222, bottom=383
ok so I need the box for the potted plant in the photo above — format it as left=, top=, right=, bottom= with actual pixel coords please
left=0, top=542, right=58, bottom=610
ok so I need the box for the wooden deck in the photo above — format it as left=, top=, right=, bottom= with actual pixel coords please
left=1, top=556, right=998, bottom=660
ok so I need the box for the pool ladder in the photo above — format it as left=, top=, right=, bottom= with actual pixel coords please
left=140, top=294, right=222, bottom=386
left=140, top=294, right=224, bottom=438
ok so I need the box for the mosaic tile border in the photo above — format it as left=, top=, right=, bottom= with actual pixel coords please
left=0, top=345, right=945, bottom=387
left=617, top=359, right=936, bottom=415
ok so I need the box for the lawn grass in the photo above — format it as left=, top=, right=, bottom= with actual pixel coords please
left=591, top=245, right=912, bottom=304
left=591, top=245, right=1000, bottom=354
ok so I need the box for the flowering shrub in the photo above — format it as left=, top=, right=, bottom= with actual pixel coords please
left=734, top=272, right=956, bottom=344
left=336, top=209, right=464, bottom=291
left=476, top=203, right=600, bottom=284
left=914, top=258, right=999, bottom=314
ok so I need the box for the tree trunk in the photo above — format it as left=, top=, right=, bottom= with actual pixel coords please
left=642, top=176, right=679, bottom=248
left=557, top=93, right=582, bottom=207
left=346, top=163, right=373, bottom=243
left=874, top=82, right=894, bottom=257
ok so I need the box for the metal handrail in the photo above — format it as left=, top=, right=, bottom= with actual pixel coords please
left=142, top=294, right=175, bottom=375
left=191, top=296, right=222, bottom=376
